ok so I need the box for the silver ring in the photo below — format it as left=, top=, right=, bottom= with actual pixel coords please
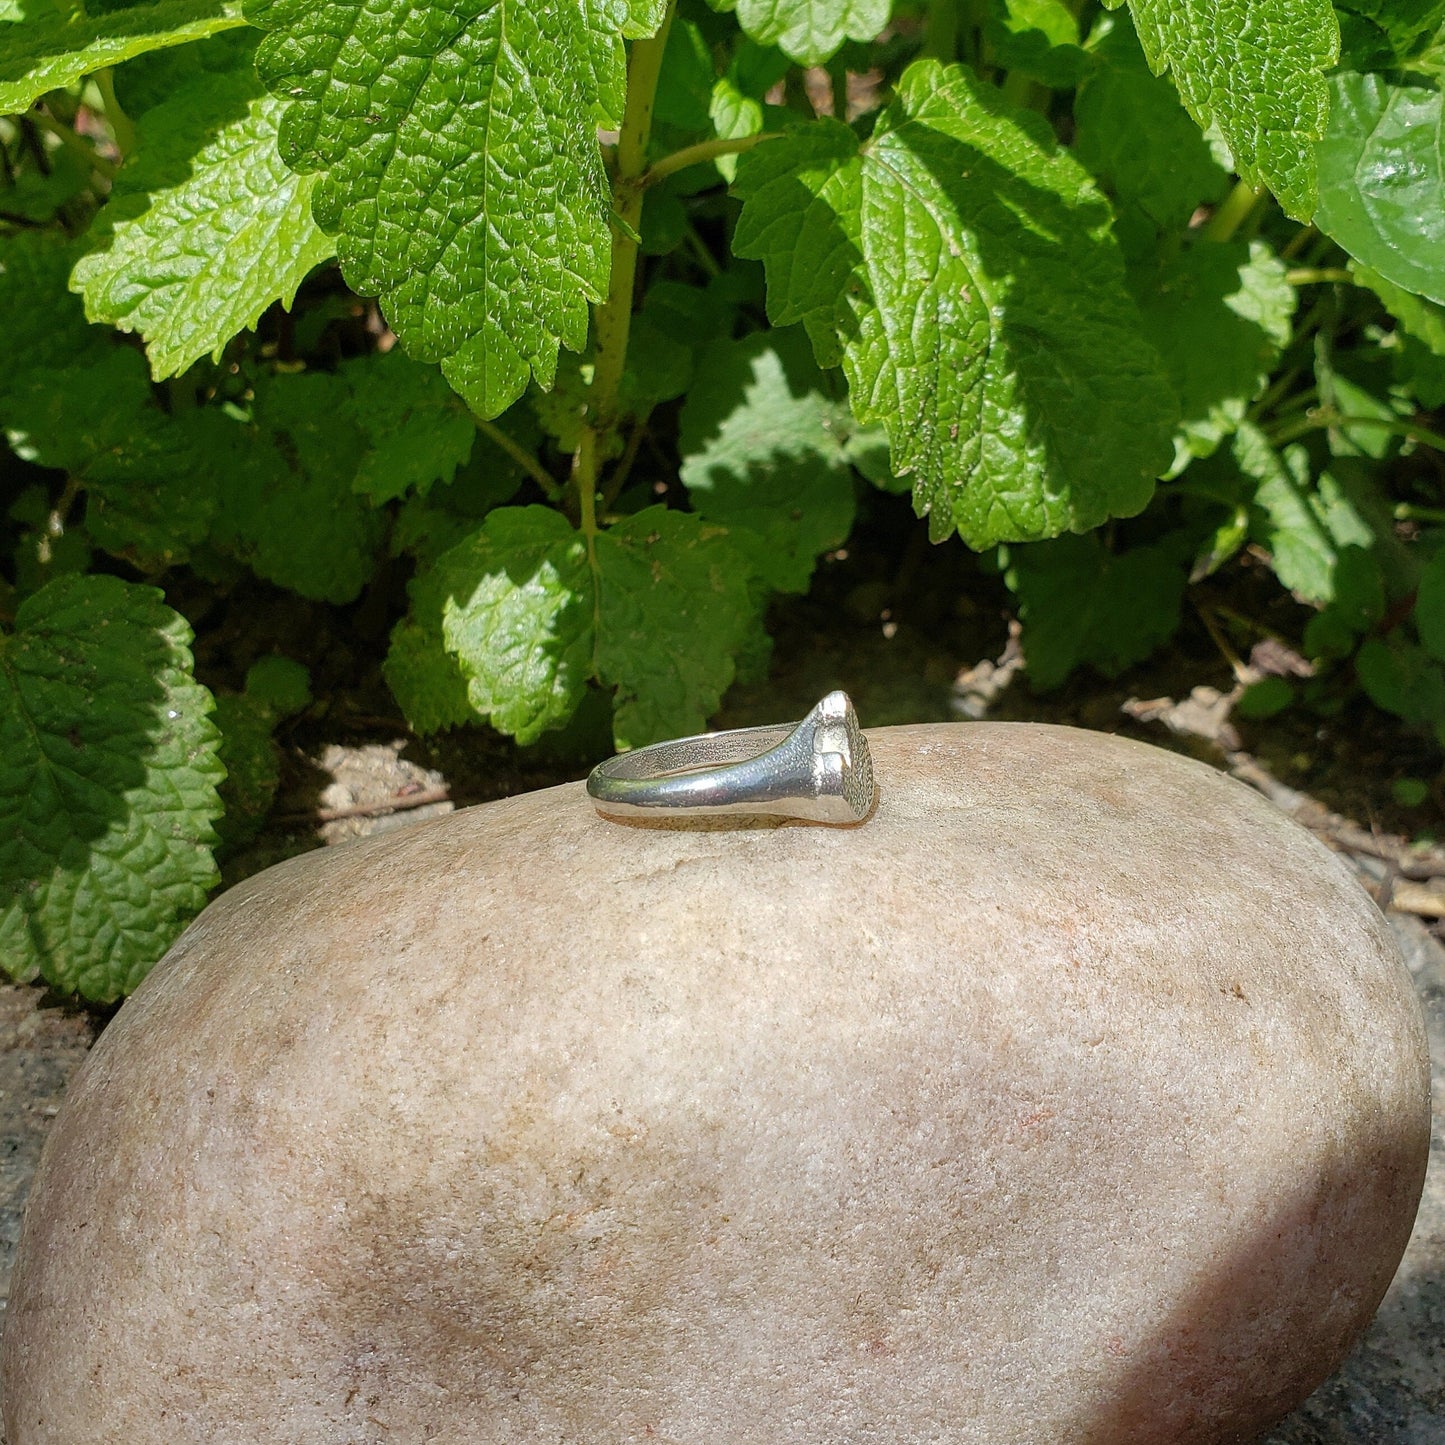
left=587, top=690, right=877, bottom=824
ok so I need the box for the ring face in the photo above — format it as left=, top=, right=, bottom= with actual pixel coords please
left=811, top=690, right=875, bottom=823
left=586, top=691, right=877, bottom=825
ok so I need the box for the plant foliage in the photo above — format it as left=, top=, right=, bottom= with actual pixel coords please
left=1, top=0, right=1443, bottom=998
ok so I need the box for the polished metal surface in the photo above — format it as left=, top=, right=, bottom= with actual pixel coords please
left=586, top=690, right=876, bottom=824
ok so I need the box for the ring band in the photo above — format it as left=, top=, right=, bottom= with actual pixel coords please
left=586, top=690, right=877, bottom=824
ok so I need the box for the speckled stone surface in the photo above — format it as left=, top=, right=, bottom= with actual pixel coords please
left=1264, top=914, right=1445, bottom=1445
left=0, top=725, right=1433, bottom=1444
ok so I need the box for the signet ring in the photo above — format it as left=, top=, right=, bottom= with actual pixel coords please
left=586, top=690, right=877, bottom=825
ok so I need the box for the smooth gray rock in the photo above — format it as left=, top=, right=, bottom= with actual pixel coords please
left=1, top=724, right=1431, bottom=1444
left=1265, top=915, right=1445, bottom=1444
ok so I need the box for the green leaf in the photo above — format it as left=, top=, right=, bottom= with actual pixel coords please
left=0, top=238, right=184, bottom=537
left=1190, top=502, right=1250, bottom=581
left=1418, top=547, right=1445, bottom=662
left=1412, top=25, right=1445, bottom=75
left=0, top=0, right=246, bottom=114
left=709, top=40, right=789, bottom=181
left=426, top=505, right=593, bottom=744
left=1319, top=369, right=1401, bottom=459
left=732, top=0, right=890, bottom=66
left=1236, top=422, right=1373, bottom=603
left=624, top=0, right=671, bottom=36
left=0, top=573, right=223, bottom=1001
left=994, top=0, right=1078, bottom=47
left=1236, top=675, right=1295, bottom=718
left=654, top=16, right=716, bottom=133
left=389, top=413, right=537, bottom=572
left=110, top=23, right=257, bottom=113
left=3, top=345, right=149, bottom=474
left=391, top=503, right=482, bottom=571
left=211, top=692, right=280, bottom=852
left=79, top=406, right=234, bottom=571
left=341, top=350, right=476, bottom=504
left=1316, top=72, right=1445, bottom=304
left=639, top=188, right=688, bottom=255
left=0, top=247, right=228, bottom=570
left=1133, top=239, right=1295, bottom=465
left=732, top=61, right=1177, bottom=548
left=71, top=62, right=336, bottom=379
left=0, top=145, right=92, bottom=223
left=209, top=653, right=309, bottom=851
left=986, top=0, right=1090, bottom=89
left=1334, top=8, right=1398, bottom=70
left=407, top=504, right=757, bottom=747
left=710, top=73, right=763, bottom=148
left=622, top=279, right=734, bottom=407
left=678, top=328, right=857, bottom=593
left=383, top=618, right=475, bottom=736
left=0, top=234, right=231, bottom=575
left=8, top=486, right=92, bottom=600
left=1355, top=261, right=1445, bottom=353
left=244, top=653, right=311, bottom=716
left=1073, top=17, right=1229, bottom=236
left=1006, top=532, right=1189, bottom=689
left=1352, top=261, right=1445, bottom=408
left=1101, top=0, right=1338, bottom=219
left=1396, top=346, right=1445, bottom=408
left=1303, top=545, right=1386, bottom=654
left=1392, top=777, right=1430, bottom=808
left=1357, top=634, right=1445, bottom=730
left=0, top=233, right=118, bottom=379
left=246, top=0, right=646, bottom=419
left=594, top=508, right=758, bottom=748
left=212, top=370, right=385, bottom=602
left=532, top=352, right=603, bottom=457
left=1335, top=0, right=1445, bottom=61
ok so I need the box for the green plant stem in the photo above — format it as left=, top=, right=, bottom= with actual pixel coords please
left=1200, top=179, right=1264, bottom=243
left=602, top=417, right=649, bottom=508
left=1288, top=294, right=1335, bottom=351
left=1247, top=367, right=1306, bottom=420
left=16, top=117, right=48, bottom=172
left=1280, top=224, right=1319, bottom=261
left=1193, top=599, right=1252, bottom=683
left=1212, top=602, right=1288, bottom=643
left=30, top=110, right=117, bottom=179
left=94, top=68, right=134, bottom=158
left=1396, top=502, right=1445, bottom=524
left=573, top=2, right=677, bottom=537
left=784, top=67, right=812, bottom=116
left=1000, top=71, right=1048, bottom=112
left=1261, top=385, right=1320, bottom=423
left=643, top=132, right=778, bottom=188
left=923, top=0, right=960, bottom=62
left=474, top=416, right=561, bottom=501
left=48, top=476, right=81, bottom=538
left=1268, top=409, right=1445, bottom=453
left=683, top=220, right=721, bottom=278
left=1285, top=267, right=1354, bottom=286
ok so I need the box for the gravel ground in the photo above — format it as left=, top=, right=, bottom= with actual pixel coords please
left=0, top=989, right=99, bottom=1342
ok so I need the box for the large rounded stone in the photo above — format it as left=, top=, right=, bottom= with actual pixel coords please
left=1, top=724, right=1430, bottom=1444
